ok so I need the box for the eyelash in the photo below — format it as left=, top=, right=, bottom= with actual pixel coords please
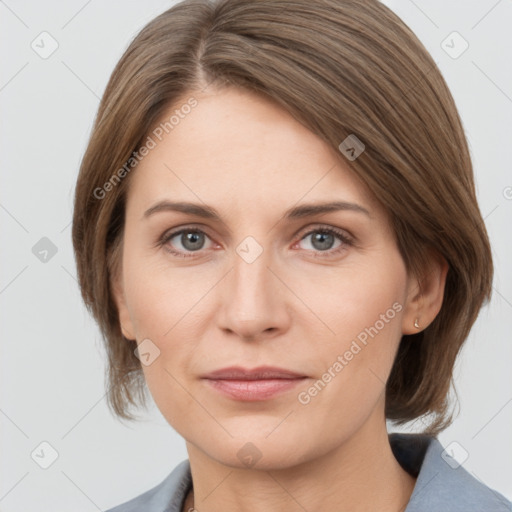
left=157, top=225, right=354, bottom=259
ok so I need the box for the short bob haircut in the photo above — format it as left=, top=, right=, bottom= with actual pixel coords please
left=72, top=0, right=493, bottom=435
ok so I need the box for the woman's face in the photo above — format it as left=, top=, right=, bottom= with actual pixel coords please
left=113, top=86, right=419, bottom=469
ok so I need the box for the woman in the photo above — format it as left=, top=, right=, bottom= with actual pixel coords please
left=72, top=0, right=511, bottom=510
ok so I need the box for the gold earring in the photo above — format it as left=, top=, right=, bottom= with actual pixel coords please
left=414, top=318, right=420, bottom=329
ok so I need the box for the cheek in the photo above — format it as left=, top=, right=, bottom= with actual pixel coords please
left=129, top=273, right=205, bottom=431
left=298, top=254, right=406, bottom=348
left=122, top=251, right=210, bottom=337
left=122, top=255, right=215, bottom=417
left=296, top=254, right=406, bottom=404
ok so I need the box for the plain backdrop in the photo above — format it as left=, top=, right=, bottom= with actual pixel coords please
left=1, top=0, right=511, bottom=510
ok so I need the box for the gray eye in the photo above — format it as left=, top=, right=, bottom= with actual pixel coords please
left=309, top=232, right=336, bottom=251
left=173, top=231, right=207, bottom=252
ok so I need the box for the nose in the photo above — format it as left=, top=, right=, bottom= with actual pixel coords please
left=216, top=240, right=291, bottom=341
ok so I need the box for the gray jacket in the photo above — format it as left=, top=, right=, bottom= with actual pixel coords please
left=106, top=433, right=512, bottom=511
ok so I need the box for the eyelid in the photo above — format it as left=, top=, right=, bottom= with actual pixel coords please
left=157, top=224, right=218, bottom=254
left=295, top=223, right=354, bottom=243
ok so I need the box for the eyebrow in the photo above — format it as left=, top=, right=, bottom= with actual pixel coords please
left=142, top=200, right=371, bottom=221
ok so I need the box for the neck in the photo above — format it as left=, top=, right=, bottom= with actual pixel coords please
left=183, top=417, right=416, bottom=512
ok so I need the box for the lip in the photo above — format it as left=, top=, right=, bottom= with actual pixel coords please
left=201, top=366, right=308, bottom=401
left=201, top=365, right=306, bottom=380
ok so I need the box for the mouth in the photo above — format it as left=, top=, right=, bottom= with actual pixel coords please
left=201, top=366, right=308, bottom=401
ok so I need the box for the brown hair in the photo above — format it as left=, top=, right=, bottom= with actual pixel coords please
left=72, top=0, right=493, bottom=434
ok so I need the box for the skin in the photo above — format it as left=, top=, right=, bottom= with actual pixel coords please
left=112, top=86, right=448, bottom=512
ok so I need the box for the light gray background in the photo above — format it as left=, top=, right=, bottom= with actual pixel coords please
left=1, top=0, right=511, bottom=510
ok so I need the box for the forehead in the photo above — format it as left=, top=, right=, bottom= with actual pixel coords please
left=126, top=87, right=379, bottom=216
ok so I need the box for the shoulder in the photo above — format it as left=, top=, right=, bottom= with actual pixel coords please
left=389, top=433, right=512, bottom=512
left=104, top=459, right=192, bottom=512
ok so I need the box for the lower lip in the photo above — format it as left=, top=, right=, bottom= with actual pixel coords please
left=204, top=378, right=306, bottom=401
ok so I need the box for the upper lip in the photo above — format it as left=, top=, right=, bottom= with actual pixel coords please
left=201, top=366, right=306, bottom=380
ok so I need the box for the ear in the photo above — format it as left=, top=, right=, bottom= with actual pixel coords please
left=110, top=271, right=137, bottom=342
left=401, top=249, right=449, bottom=334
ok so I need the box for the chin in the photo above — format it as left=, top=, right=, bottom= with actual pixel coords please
left=202, top=433, right=315, bottom=471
